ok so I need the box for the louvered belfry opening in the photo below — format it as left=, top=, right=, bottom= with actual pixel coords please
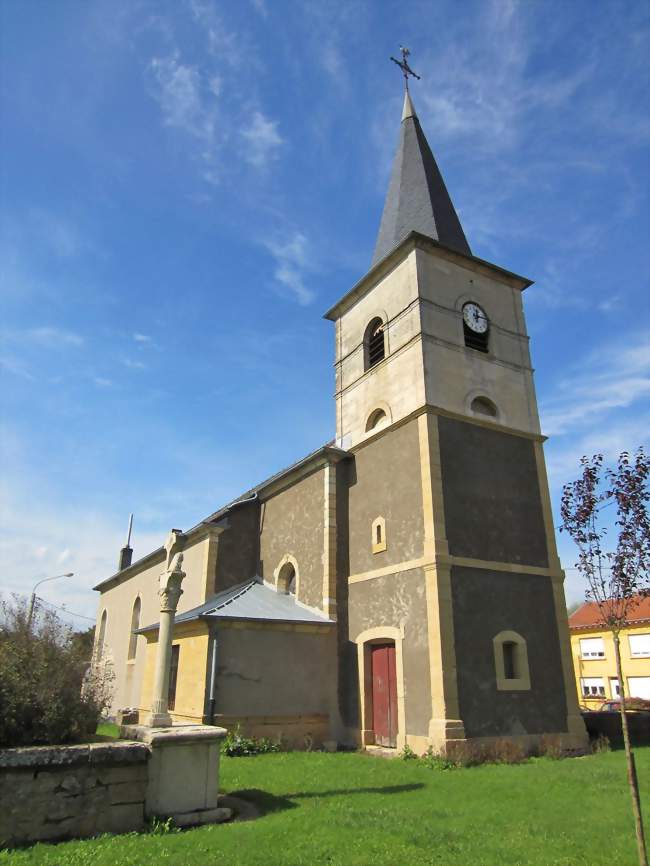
left=366, top=318, right=385, bottom=369
left=463, top=322, right=489, bottom=353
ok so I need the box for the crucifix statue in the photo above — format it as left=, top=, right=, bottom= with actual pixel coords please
left=390, top=46, right=421, bottom=92
left=147, top=529, right=187, bottom=727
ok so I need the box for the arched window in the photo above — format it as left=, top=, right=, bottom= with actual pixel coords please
left=364, top=318, right=385, bottom=370
left=127, top=597, right=141, bottom=660
left=278, top=561, right=297, bottom=595
left=493, top=630, right=531, bottom=691
left=97, top=610, right=107, bottom=661
left=366, top=408, right=388, bottom=432
left=470, top=396, right=498, bottom=418
left=502, top=641, right=517, bottom=680
left=371, top=516, right=387, bottom=553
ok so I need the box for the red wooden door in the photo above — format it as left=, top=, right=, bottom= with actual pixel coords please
left=371, top=643, right=397, bottom=748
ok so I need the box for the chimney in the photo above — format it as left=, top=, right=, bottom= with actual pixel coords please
left=118, top=545, right=133, bottom=571
left=118, top=513, right=134, bottom=571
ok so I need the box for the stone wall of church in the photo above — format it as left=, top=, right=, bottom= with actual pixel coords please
left=451, top=566, right=567, bottom=737
left=258, top=468, right=325, bottom=611
left=437, top=416, right=548, bottom=567
left=214, top=625, right=337, bottom=721
left=213, top=501, right=260, bottom=593
left=347, top=417, right=424, bottom=576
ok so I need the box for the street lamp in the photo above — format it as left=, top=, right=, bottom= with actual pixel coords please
left=27, top=572, right=74, bottom=629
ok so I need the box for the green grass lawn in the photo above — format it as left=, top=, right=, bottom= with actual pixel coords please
left=2, top=748, right=648, bottom=866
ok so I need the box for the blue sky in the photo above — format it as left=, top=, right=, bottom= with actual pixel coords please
left=1, top=0, right=648, bottom=626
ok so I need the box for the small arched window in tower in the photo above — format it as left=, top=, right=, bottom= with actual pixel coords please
left=364, top=318, right=386, bottom=370
left=97, top=610, right=107, bottom=661
left=278, top=561, right=297, bottom=596
left=502, top=641, right=518, bottom=680
left=127, top=597, right=141, bottom=660
left=371, top=516, right=387, bottom=554
left=462, top=302, right=489, bottom=353
left=493, top=630, right=530, bottom=691
left=366, top=407, right=388, bottom=432
left=470, top=396, right=498, bottom=418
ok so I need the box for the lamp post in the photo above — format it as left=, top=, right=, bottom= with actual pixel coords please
left=27, top=572, right=74, bottom=630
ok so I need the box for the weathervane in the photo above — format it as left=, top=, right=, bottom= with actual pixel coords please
left=390, top=46, right=421, bottom=92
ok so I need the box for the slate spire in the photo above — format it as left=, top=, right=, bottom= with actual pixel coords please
left=372, top=91, right=471, bottom=265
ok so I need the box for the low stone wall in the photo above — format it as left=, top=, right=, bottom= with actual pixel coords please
left=0, top=725, right=229, bottom=849
left=0, top=741, right=149, bottom=847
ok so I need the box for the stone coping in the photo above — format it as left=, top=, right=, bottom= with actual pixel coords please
left=120, top=723, right=228, bottom=746
left=0, top=740, right=148, bottom=769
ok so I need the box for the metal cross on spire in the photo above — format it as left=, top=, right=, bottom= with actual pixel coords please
left=390, top=46, right=421, bottom=92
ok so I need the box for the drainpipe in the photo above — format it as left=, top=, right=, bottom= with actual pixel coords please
left=208, top=627, right=219, bottom=724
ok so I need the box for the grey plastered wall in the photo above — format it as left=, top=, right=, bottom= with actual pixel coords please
left=347, top=418, right=424, bottom=576
left=213, top=501, right=260, bottom=594
left=347, top=567, right=431, bottom=736
left=437, top=416, right=548, bottom=567
left=451, top=566, right=567, bottom=737
left=213, top=626, right=337, bottom=717
left=258, top=468, right=325, bottom=610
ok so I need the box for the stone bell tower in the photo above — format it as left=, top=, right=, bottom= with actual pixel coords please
left=326, top=86, right=587, bottom=754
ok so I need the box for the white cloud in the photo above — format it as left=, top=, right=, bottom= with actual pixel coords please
left=93, top=376, right=113, bottom=388
left=250, top=0, right=267, bottom=17
left=241, top=111, right=284, bottom=168
left=539, top=332, right=650, bottom=437
left=27, top=326, right=85, bottom=348
left=0, top=355, right=35, bottom=381
left=263, top=232, right=315, bottom=305
left=133, top=333, right=152, bottom=343
left=414, top=5, right=592, bottom=153
left=122, top=358, right=147, bottom=370
left=2, top=326, right=85, bottom=350
left=148, top=53, right=217, bottom=146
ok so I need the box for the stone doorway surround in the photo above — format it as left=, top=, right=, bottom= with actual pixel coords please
left=355, top=625, right=406, bottom=751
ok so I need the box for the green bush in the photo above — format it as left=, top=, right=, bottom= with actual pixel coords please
left=222, top=725, right=281, bottom=757
left=0, top=595, right=112, bottom=748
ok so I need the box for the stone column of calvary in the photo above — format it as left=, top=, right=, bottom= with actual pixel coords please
left=147, top=529, right=185, bottom=727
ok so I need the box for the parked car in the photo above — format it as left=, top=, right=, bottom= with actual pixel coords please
left=598, top=698, right=650, bottom=712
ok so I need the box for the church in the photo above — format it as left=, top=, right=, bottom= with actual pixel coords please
left=93, top=82, right=587, bottom=756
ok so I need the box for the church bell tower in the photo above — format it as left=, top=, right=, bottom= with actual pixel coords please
left=326, top=73, right=587, bottom=754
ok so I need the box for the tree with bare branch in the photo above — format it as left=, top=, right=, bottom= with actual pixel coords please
left=561, top=447, right=649, bottom=866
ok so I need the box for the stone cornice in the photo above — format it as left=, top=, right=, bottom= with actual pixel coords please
left=323, top=231, right=533, bottom=322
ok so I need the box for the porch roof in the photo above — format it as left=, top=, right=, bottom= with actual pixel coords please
left=137, top=579, right=334, bottom=633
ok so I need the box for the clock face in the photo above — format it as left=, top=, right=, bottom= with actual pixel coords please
left=463, top=302, right=489, bottom=334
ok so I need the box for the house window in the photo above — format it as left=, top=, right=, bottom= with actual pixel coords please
left=580, top=677, right=605, bottom=698
left=628, top=677, right=650, bottom=700
left=371, top=516, right=387, bottom=554
left=629, top=633, right=650, bottom=658
left=610, top=678, right=620, bottom=698
left=168, top=645, right=180, bottom=711
left=579, top=637, right=605, bottom=659
left=364, top=318, right=385, bottom=370
left=493, top=630, right=530, bottom=691
left=127, top=597, right=141, bottom=660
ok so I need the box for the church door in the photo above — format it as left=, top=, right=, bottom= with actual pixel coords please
left=371, top=643, right=397, bottom=747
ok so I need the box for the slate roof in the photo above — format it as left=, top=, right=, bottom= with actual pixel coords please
left=372, top=91, right=471, bottom=266
left=568, top=595, right=650, bottom=631
left=137, top=579, right=335, bottom=633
